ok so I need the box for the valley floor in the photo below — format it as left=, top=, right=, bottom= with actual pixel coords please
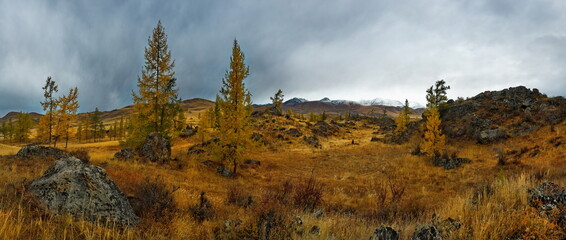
left=0, top=121, right=564, bottom=239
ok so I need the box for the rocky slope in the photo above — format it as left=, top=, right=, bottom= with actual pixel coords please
left=441, top=86, right=566, bottom=143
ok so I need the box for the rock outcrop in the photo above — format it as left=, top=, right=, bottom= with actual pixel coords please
left=441, top=86, right=566, bottom=143
left=28, top=157, right=138, bottom=226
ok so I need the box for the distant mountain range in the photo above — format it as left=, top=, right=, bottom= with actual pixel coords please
left=282, top=97, right=425, bottom=109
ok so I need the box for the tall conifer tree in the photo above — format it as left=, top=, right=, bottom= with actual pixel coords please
left=128, top=20, right=181, bottom=147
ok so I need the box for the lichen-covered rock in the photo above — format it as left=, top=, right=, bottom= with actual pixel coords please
left=477, top=128, right=508, bottom=144
left=114, top=148, right=135, bottom=160
left=370, top=226, right=399, bottom=240
left=411, top=225, right=442, bottom=240
left=16, top=144, right=70, bottom=160
left=28, top=157, right=138, bottom=226
left=138, top=132, right=171, bottom=163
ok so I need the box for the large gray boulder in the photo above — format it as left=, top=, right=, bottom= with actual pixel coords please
left=28, top=157, right=139, bottom=226
left=16, top=144, right=70, bottom=159
left=138, top=132, right=171, bottom=163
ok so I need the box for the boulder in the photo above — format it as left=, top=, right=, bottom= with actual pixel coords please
left=138, top=132, right=171, bottom=163
left=28, top=157, right=138, bottom=226
left=432, top=157, right=470, bottom=170
left=411, top=225, right=442, bottom=240
left=114, top=148, right=135, bottom=160
left=303, top=136, right=321, bottom=148
left=16, top=144, right=70, bottom=160
left=477, top=128, right=508, bottom=144
left=370, top=226, right=399, bottom=240
left=285, top=128, right=303, bottom=138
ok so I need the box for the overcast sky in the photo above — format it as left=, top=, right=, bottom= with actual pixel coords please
left=1, top=0, right=565, bottom=116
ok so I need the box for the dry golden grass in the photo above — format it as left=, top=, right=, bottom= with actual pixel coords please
left=0, top=119, right=564, bottom=239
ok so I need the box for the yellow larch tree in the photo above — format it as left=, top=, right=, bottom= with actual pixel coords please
left=127, top=20, right=181, bottom=147
left=216, top=39, right=253, bottom=177
left=395, top=99, right=411, bottom=132
left=421, top=107, right=445, bottom=157
left=54, top=87, right=79, bottom=149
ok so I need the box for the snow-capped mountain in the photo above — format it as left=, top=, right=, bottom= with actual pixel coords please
left=283, top=97, right=308, bottom=105
left=281, top=97, right=424, bottom=108
left=359, top=98, right=424, bottom=108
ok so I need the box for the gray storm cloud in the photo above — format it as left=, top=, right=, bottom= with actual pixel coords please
left=0, top=0, right=565, bottom=116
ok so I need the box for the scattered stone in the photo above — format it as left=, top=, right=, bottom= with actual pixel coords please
left=285, top=128, right=303, bottom=138
left=244, top=159, right=261, bottom=166
left=28, top=157, right=138, bottom=226
left=371, top=137, right=380, bottom=142
left=303, top=136, right=321, bottom=148
left=432, top=157, right=470, bottom=170
left=202, top=160, right=220, bottom=168
left=114, top=148, right=135, bottom=160
left=411, top=225, right=442, bottom=240
left=370, top=226, right=399, bottom=240
left=309, top=225, right=320, bottom=235
left=251, top=132, right=263, bottom=142
left=217, top=166, right=234, bottom=178
left=477, top=128, right=508, bottom=144
left=16, top=144, right=70, bottom=160
left=314, top=209, right=324, bottom=218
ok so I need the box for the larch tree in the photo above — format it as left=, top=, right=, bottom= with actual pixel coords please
left=14, top=112, right=33, bottom=143
left=128, top=20, right=181, bottom=147
left=425, top=80, right=451, bottom=110
left=91, top=108, right=101, bottom=142
left=54, top=87, right=79, bottom=148
left=216, top=39, right=253, bottom=177
left=270, top=89, right=284, bottom=115
left=395, top=99, right=411, bottom=132
left=40, top=76, right=59, bottom=145
left=421, top=107, right=445, bottom=157
left=0, top=122, right=5, bottom=140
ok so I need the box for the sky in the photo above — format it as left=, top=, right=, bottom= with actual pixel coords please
left=1, top=0, right=565, bottom=116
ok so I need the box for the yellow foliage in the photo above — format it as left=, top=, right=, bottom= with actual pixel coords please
left=128, top=21, right=180, bottom=147
left=215, top=39, right=253, bottom=176
left=421, top=107, right=445, bottom=157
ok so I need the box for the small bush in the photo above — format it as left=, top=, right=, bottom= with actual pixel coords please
left=294, top=176, right=323, bottom=211
left=131, top=175, right=178, bottom=223
left=389, top=179, right=406, bottom=204
left=226, top=183, right=253, bottom=208
left=190, top=192, right=215, bottom=222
